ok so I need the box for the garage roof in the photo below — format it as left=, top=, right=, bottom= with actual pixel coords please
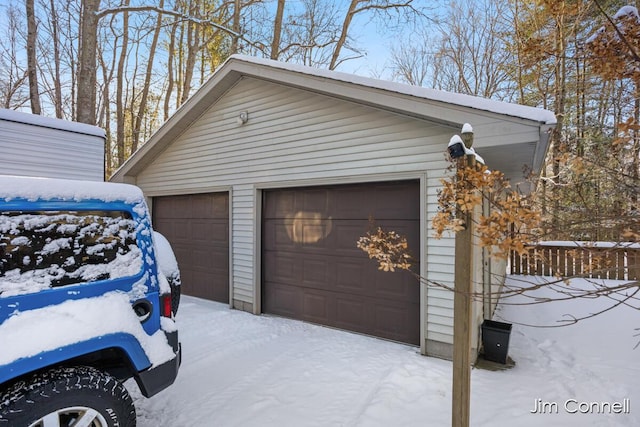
left=112, top=55, right=556, bottom=181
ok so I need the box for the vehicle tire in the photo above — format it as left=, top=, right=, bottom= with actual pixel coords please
left=0, top=366, right=136, bottom=427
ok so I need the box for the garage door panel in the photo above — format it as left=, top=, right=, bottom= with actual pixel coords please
left=334, top=296, right=366, bottom=330
left=264, top=282, right=302, bottom=317
left=153, top=193, right=229, bottom=303
left=173, top=221, right=190, bottom=241
left=331, top=184, right=419, bottom=220
left=301, top=258, right=330, bottom=288
left=373, top=302, right=420, bottom=344
left=264, top=250, right=293, bottom=277
left=334, top=295, right=419, bottom=345
left=372, top=274, right=418, bottom=301
left=303, top=291, right=330, bottom=323
left=263, top=190, right=293, bottom=218
left=330, top=188, right=367, bottom=218
left=263, top=181, right=420, bottom=345
left=263, top=221, right=296, bottom=251
left=190, top=221, right=212, bottom=242
left=335, top=260, right=366, bottom=293
left=302, top=188, right=329, bottom=211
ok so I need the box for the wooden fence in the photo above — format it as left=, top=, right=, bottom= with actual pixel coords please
left=510, top=243, right=640, bottom=280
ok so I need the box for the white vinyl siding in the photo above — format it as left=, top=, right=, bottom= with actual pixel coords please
left=426, top=172, right=455, bottom=345
left=0, top=117, right=104, bottom=181
left=230, top=184, right=255, bottom=303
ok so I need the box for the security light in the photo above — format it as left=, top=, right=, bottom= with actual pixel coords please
left=448, top=135, right=466, bottom=159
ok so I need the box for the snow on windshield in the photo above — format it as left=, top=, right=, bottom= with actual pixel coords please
left=0, top=210, right=142, bottom=297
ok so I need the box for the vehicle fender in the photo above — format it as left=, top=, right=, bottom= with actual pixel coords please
left=0, top=333, right=151, bottom=385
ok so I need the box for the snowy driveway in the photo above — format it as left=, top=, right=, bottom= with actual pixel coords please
left=129, top=280, right=639, bottom=427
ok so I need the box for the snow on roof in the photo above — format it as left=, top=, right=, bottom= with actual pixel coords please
left=0, top=109, right=106, bottom=139
left=0, top=175, right=144, bottom=204
left=226, top=54, right=557, bottom=125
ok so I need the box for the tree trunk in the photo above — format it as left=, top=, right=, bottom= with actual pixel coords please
left=176, top=20, right=185, bottom=107
left=551, top=10, right=567, bottom=237
left=77, top=0, right=100, bottom=124
left=330, top=0, right=360, bottom=70
left=633, top=80, right=640, bottom=206
left=270, top=0, right=285, bottom=60
left=180, top=5, right=200, bottom=106
left=99, top=53, right=113, bottom=178
left=116, top=1, right=130, bottom=166
left=231, top=0, right=241, bottom=53
left=49, top=0, right=63, bottom=118
left=26, top=0, right=41, bottom=115
left=164, top=18, right=178, bottom=121
left=132, top=0, right=163, bottom=153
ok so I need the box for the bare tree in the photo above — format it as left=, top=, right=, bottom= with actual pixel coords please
left=0, top=3, right=29, bottom=109
left=47, top=0, right=63, bottom=118
left=230, top=0, right=241, bottom=53
left=164, top=14, right=178, bottom=122
left=132, top=0, right=164, bottom=153
left=97, top=42, right=116, bottom=177
left=179, top=2, right=200, bottom=105
left=115, top=0, right=130, bottom=166
left=76, top=0, right=100, bottom=124
left=26, top=0, right=42, bottom=114
left=330, top=0, right=416, bottom=70
left=389, top=0, right=511, bottom=99
left=279, top=0, right=342, bottom=66
left=271, top=0, right=286, bottom=59
left=389, top=29, right=433, bottom=86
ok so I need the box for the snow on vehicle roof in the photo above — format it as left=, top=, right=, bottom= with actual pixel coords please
left=0, top=108, right=106, bottom=138
left=0, top=175, right=144, bottom=204
left=227, top=54, right=557, bottom=125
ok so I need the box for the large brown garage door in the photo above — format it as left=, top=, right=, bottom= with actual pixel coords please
left=262, top=181, right=420, bottom=345
left=153, top=193, right=229, bottom=303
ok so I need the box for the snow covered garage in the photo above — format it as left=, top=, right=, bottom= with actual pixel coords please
left=111, top=55, right=555, bottom=359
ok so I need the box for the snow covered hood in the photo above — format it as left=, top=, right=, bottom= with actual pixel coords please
left=0, top=175, right=144, bottom=204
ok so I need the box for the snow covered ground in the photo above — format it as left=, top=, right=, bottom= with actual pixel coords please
left=129, top=275, right=639, bottom=426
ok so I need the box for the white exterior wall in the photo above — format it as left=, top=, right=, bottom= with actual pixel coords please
left=0, top=110, right=105, bottom=181
left=133, top=77, right=532, bottom=357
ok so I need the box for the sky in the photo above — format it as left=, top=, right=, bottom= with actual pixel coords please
left=254, top=0, right=444, bottom=79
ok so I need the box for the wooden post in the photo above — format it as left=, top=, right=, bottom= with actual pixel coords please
left=452, top=153, right=475, bottom=427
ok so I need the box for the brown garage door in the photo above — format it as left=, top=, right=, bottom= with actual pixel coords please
left=153, top=193, right=229, bottom=303
left=262, top=181, right=420, bottom=345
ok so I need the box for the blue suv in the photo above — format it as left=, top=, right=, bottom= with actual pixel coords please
left=0, top=175, right=181, bottom=426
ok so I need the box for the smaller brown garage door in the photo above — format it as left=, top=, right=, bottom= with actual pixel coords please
left=262, top=181, right=420, bottom=345
left=153, top=193, right=229, bottom=303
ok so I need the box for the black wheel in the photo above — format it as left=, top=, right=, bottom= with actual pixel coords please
left=0, top=366, right=136, bottom=427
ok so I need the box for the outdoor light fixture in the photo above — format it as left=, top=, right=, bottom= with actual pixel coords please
left=237, top=111, right=249, bottom=125
left=448, top=135, right=466, bottom=159
left=461, top=123, right=474, bottom=148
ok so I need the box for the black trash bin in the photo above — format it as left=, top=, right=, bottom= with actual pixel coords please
left=481, top=320, right=512, bottom=364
